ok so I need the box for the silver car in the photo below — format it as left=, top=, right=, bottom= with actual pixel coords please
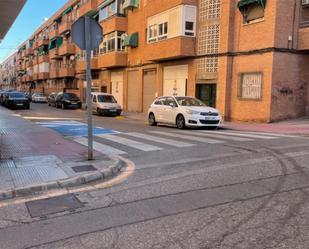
left=91, top=92, right=122, bottom=116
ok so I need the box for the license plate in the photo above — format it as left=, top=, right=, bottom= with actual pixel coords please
left=110, top=109, right=116, bottom=112
left=71, top=102, right=77, bottom=104
left=17, top=104, right=23, bottom=106
left=205, top=117, right=216, bottom=120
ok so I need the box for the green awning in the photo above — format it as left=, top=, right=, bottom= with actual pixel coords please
left=123, top=32, right=138, bottom=48
left=123, top=0, right=139, bottom=10
left=49, top=37, right=63, bottom=50
left=92, top=12, right=99, bottom=19
left=237, top=0, right=266, bottom=11
left=62, top=6, right=73, bottom=16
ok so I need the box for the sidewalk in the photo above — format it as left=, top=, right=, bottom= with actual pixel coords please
left=122, top=111, right=309, bottom=135
left=0, top=107, right=124, bottom=201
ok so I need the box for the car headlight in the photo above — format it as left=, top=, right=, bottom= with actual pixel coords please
left=186, top=109, right=199, bottom=115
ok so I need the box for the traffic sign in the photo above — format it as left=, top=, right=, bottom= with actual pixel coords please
left=71, top=16, right=103, bottom=50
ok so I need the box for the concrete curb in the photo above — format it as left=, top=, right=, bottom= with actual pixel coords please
left=0, top=158, right=125, bottom=201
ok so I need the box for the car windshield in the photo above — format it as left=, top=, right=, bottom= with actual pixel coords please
left=10, top=92, right=25, bottom=98
left=97, top=95, right=117, bottom=103
left=175, top=97, right=206, bottom=107
left=63, top=93, right=78, bottom=99
left=34, top=93, right=44, bottom=97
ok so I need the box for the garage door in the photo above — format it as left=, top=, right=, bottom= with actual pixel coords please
left=142, top=69, right=157, bottom=112
left=127, top=70, right=138, bottom=112
left=163, top=65, right=188, bottom=96
left=111, top=71, right=123, bottom=108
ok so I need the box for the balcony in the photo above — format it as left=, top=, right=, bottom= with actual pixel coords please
left=49, top=48, right=61, bottom=60
left=59, top=67, right=75, bottom=77
left=58, top=43, right=76, bottom=56
left=144, top=36, right=195, bottom=61
left=25, top=48, right=34, bottom=56
left=25, top=76, right=33, bottom=82
left=38, top=55, right=49, bottom=63
left=21, top=76, right=27, bottom=82
left=49, top=28, right=59, bottom=39
left=79, top=0, right=98, bottom=17
left=33, top=73, right=38, bottom=81
left=38, top=72, right=49, bottom=80
left=98, top=52, right=127, bottom=68
left=49, top=68, right=59, bottom=78
left=25, top=60, right=33, bottom=68
left=37, top=39, right=49, bottom=47
left=100, top=16, right=127, bottom=34
left=59, top=20, right=72, bottom=34
left=76, top=58, right=99, bottom=72
left=32, top=57, right=39, bottom=65
left=298, top=26, right=309, bottom=50
left=145, top=0, right=197, bottom=17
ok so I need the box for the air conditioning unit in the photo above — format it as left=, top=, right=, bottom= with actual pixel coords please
left=303, top=0, right=309, bottom=6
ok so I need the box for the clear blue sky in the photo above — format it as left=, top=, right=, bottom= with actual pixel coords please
left=0, top=0, right=68, bottom=63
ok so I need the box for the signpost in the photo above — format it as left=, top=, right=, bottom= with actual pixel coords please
left=72, top=16, right=103, bottom=160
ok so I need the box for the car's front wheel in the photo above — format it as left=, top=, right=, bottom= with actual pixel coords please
left=176, top=114, right=186, bottom=129
left=148, top=113, right=157, bottom=126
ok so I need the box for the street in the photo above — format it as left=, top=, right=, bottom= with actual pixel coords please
left=0, top=104, right=309, bottom=249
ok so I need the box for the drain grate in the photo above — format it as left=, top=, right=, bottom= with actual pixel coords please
left=26, top=194, right=84, bottom=218
left=71, top=165, right=97, bottom=173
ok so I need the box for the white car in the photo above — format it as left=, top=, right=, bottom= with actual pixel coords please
left=148, top=96, right=222, bottom=129
left=31, top=93, right=47, bottom=103
left=90, top=92, right=122, bottom=116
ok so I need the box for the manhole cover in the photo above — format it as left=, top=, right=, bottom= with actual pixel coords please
left=26, top=194, right=83, bottom=218
left=71, top=165, right=97, bottom=173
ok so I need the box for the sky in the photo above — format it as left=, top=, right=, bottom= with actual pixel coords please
left=0, top=0, right=68, bottom=63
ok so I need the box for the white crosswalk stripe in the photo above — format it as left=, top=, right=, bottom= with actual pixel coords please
left=172, top=130, right=253, bottom=142
left=73, top=137, right=127, bottom=155
left=199, top=130, right=278, bottom=139
left=149, top=131, right=224, bottom=144
left=96, top=134, right=163, bottom=152
left=229, top=131, right=297, bottom=138
left=125, top=132, right=195, bottom=148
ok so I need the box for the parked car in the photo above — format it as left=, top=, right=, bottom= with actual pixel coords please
left=31, top=93, right=47, bottom=103
left=4, top=91, right=30, bottom=109
left=90, top=92, right=122, bottom=116
left=55, top=92, right=82, bottom=109
left=148, top=96, right=222, bottom=129
left=24, top=92, right=32, bottom=101
left=47, top=92, right=57, bottom=107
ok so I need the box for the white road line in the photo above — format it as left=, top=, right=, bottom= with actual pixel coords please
left=231, top=131, right=297, bottom=138
left=172, top=130, right=253, bottom=142
left=199, top=130, right=278, bottom=139
left=150, top=131, right=224, bottom=144
left=126, top=132, right=195, bottom=148
left=73, top=137, right=127, bottom=155
left=96, top=134, right=163, bottom=152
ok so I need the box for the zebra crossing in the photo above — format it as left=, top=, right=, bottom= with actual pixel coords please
left=71, top=129, right=296, bottom=157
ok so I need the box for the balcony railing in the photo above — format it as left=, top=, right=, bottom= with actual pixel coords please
left=38, top=72, right=49, bottom=80
left=98, top=51, right=127, bottom=68
left=58, top=42, right=76, bottom=56
left=38, top=55, right=49, bottom=63
left=79, top=0, right=98, bottom=17
left=76, top=57, right=98, bottom=72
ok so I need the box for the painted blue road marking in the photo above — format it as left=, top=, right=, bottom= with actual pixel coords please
left=36, top=121, right=119, bottom=137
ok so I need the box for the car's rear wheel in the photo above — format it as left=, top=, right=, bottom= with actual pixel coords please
left=176, top=114, right=186, bottom=129
left=148, top=113, right=157, bottom=126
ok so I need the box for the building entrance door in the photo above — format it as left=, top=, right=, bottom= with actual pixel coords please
left=195, top=84, right=216, bottom=108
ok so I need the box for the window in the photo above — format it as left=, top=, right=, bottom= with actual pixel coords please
left=241, top=3, right=264, bottom=24
left=154, top=97, right=166, bottom=105
left=239, top=73, right=262, bottom=100
left=99, top=31, right=125, bottom=54
left=165, top=97, right=178, bottom=107
left=148, top=25, right=157, bottom=43
left=98, top=0, right=125, bottom=22
left=185, top=21, right=195, bottom=36
left=158, top=22, right=168, bottom=40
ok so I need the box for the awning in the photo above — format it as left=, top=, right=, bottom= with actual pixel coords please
left=49, top=37, right=63, bottom=50
left=62, top=6, right=73, bottom=16
left=123, top=32, right=138, bottom=48
left=92, top=12, right=99, bottom=19
left=98, top=0, right=114, bottom=9
left=237, top=0, right=266, bottom=10
left=123, top=0, right=139, bottom=10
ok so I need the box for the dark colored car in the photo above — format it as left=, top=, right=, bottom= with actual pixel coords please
left=0, top=91, right=5, bottom=105
left=4, top=91, right=30, bottom=109
left=55, top=92, right=82, bottom=109
left=48, top=92, right=57, bottom=107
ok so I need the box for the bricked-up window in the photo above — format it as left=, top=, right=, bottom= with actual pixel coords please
left=239, top=73, right=262, bottom=100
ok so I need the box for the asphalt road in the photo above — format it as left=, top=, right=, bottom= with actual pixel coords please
left=1, top=103, right=309, bottom=249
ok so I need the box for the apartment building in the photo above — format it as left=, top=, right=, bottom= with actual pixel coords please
left=2, top=0, right=309, bottom=122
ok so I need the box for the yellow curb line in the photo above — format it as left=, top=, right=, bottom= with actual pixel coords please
left=0, top=157, right=135, bottom=208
